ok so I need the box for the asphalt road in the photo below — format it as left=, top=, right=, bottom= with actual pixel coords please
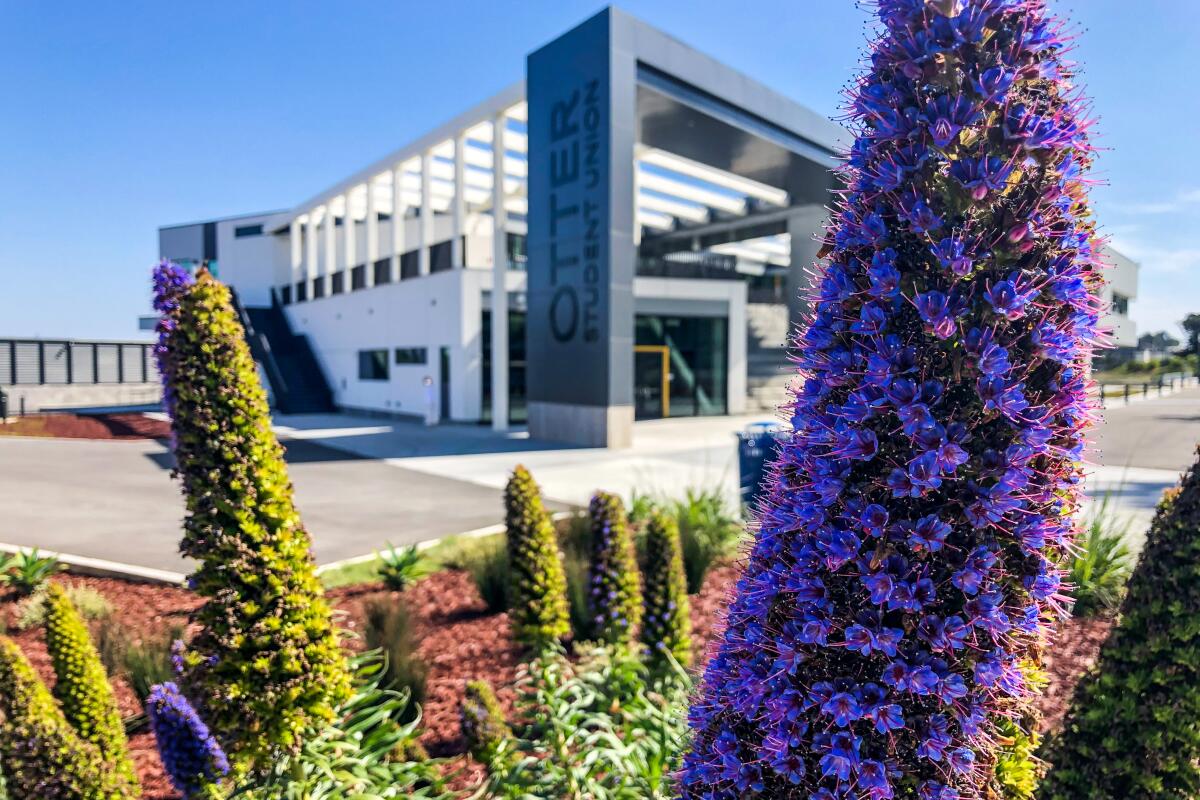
left=0, top=387, right=1195, bottom=573
left=0, top=434, right=524, bottom=573
left=1092, top=387, right=1200, bottom=472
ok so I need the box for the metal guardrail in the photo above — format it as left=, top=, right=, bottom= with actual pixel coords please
left=0, top=338, right=157, bottom=386
left=1098, top=374, right=1199, bottom=406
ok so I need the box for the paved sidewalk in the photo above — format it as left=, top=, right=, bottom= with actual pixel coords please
left=1, top=387, right=1195, bottom=573
left=0, top=434, right=540, bottom=573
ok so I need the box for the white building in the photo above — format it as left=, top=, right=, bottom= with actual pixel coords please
left=158, top=8, right=1139, bottom=444
left=159, top=8, right=843, bottom=445
left=1099, top=245, right=1139, bottom=354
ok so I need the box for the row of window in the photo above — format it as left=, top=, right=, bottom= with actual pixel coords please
left=277, top=234, right=529, bottom=306
left=357, top=347, right=429, bottom=381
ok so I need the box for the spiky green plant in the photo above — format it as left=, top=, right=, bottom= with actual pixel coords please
left=587, top=491, right=643, bottom=647
left=1040, top=450, right=1200, bottom=798
left=461, top=679, right=513, bottom=767
left=152, top=262, right=351, bottom=771
left=504, top=465, right=570, bottom=649
left=479, top=645, right=691, bottom=798
left=640, top=511, right=692, bottom=669
left=228, top=652, right=449, bottom=799
left=0, top=636, right=123, bottom=799
left=42, top=582, right=138, bottom=794
left=1068, top=494, right=1133, bottom=617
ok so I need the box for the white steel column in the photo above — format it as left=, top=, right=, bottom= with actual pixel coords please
left=490, top=113, right=509, bottom=431
left=304, top=215, right=318, bottom=297
left=391, top=165, right=404, bottom=282
left=452, top=133, right=466, bottom=268
left=289, top=219, right=302, bottom=294
left=365, top=178, right=378, bottom=287
left=322, top=204, right=335, bottom=296
left=343, top=191, right=357, bottom=278
left=419, top=150, right=433, bottom=276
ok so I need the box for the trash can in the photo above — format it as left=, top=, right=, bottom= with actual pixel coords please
left=737, top=422, right=786, bottom=510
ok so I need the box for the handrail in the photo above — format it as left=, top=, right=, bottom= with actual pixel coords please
left=228, top=289, right=290, bottom=401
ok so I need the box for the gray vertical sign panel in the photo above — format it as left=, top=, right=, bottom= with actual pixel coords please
left=526, top=8, right=634, bottom=412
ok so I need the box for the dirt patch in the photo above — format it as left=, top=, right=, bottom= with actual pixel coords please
left=0, top=412, right=171, bottom=440
left=1, top=567, right=1116, bottom=798
left=1039, top=614, right=1114, bottom=732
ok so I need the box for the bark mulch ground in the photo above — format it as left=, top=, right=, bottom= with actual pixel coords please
left=0, top=412, right=171, bottom=440
left=1, top=567, right=1114, bottom=798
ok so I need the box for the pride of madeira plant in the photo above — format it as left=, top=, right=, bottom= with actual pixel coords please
left=504, top=465, right=571, bottom=649
left=681, top=2, right=1102, bottom=797
left=588, top=491, right=643, bottom=647
left=43, top=582, right=139, bottom=794
left=0, top=636, right=123, bottom=799
left=152, top=262, right=351, bottom=771
left=1040, top=447, right=1200, bottom=798
left=640, top=510, right=692, bottom=669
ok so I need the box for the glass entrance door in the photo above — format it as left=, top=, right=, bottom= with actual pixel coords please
left=634, top=345, right=670, bottom=420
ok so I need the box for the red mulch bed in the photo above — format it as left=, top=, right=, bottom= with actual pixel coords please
left=1, top=575, right=200, bottom=799
left=0, top=412, right=170, bottom=440
left=2, top=568, right=1114, bottom=798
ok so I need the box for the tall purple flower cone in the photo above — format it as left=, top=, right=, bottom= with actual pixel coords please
left=680, top=2, right=1103, bottom=798
left=151, top=259, right=194, bottom=427
left=147, top=682, right=230, bottom=799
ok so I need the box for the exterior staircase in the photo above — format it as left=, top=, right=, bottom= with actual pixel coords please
left=745, top=303, right=795, bottom=413
left=231, top=291, right=335, bottom=415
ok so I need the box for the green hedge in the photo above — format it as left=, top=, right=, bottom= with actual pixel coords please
left=43, top=582, right=138, bottom=794
left=0, top=636, right=122, bottom=799
left=153, top=264, right=351, bottom=771
left=1041, top=450, right=1200, bottom=797
left=503, top=465, right=570, bottom=649
left=639, top=511, right=692, bottom=669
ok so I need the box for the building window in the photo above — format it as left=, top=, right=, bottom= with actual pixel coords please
left=507, top=232, right=527, bottom=270
left=351, top=264, right=366, bottom=290
left=358, top=349, right=389, bottom=381
left=234, top=224, right=263, bottom=238
left=373, top=258, right=392, bottom=285
left=331, top=270, right=345, bottom=295
left=400, top=249, right=420, bottom=280
left=430, top=241, right=453, bottom=273
left=1112, top=292, right=1130, bottom=315
left=395, top=347, right=427, bottom=365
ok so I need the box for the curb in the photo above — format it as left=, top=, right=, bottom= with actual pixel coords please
left=314, top=510, right=577, bottom=575
left=0, top=542, right=186, bottom=586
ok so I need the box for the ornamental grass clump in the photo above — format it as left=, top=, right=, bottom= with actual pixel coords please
left=43, top=582, right=139, bottom=794
left=1040, top=448, right=1200, bottom=798
left=640, top=510, right=692, bottom=669
left=152, top=262, right=351, bottom=770
left=504, top=465, right=571, bottom=649
left=588, top=491, right=643, bottom=647
left=0, top=636, right=121, bottom=799
left=147, top=682, right=230, bottom=800
left=681, top=2, right=1102, bottom=797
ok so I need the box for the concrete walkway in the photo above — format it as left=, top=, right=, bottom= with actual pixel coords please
left=0, top=433, right=544, bottom=573
left=0, top=387, right=1195, bottom=573
left=272, top=412, right=768, bottom=508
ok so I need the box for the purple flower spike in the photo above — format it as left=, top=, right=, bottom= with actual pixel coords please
left=147, top=682, right=229, bottom=799
left=682, top=1, right=1102, bottom=797
left=922, top=94, right=982, bottom=148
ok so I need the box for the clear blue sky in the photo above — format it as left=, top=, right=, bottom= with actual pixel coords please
left=1, top=1, right=1195, bottom=341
